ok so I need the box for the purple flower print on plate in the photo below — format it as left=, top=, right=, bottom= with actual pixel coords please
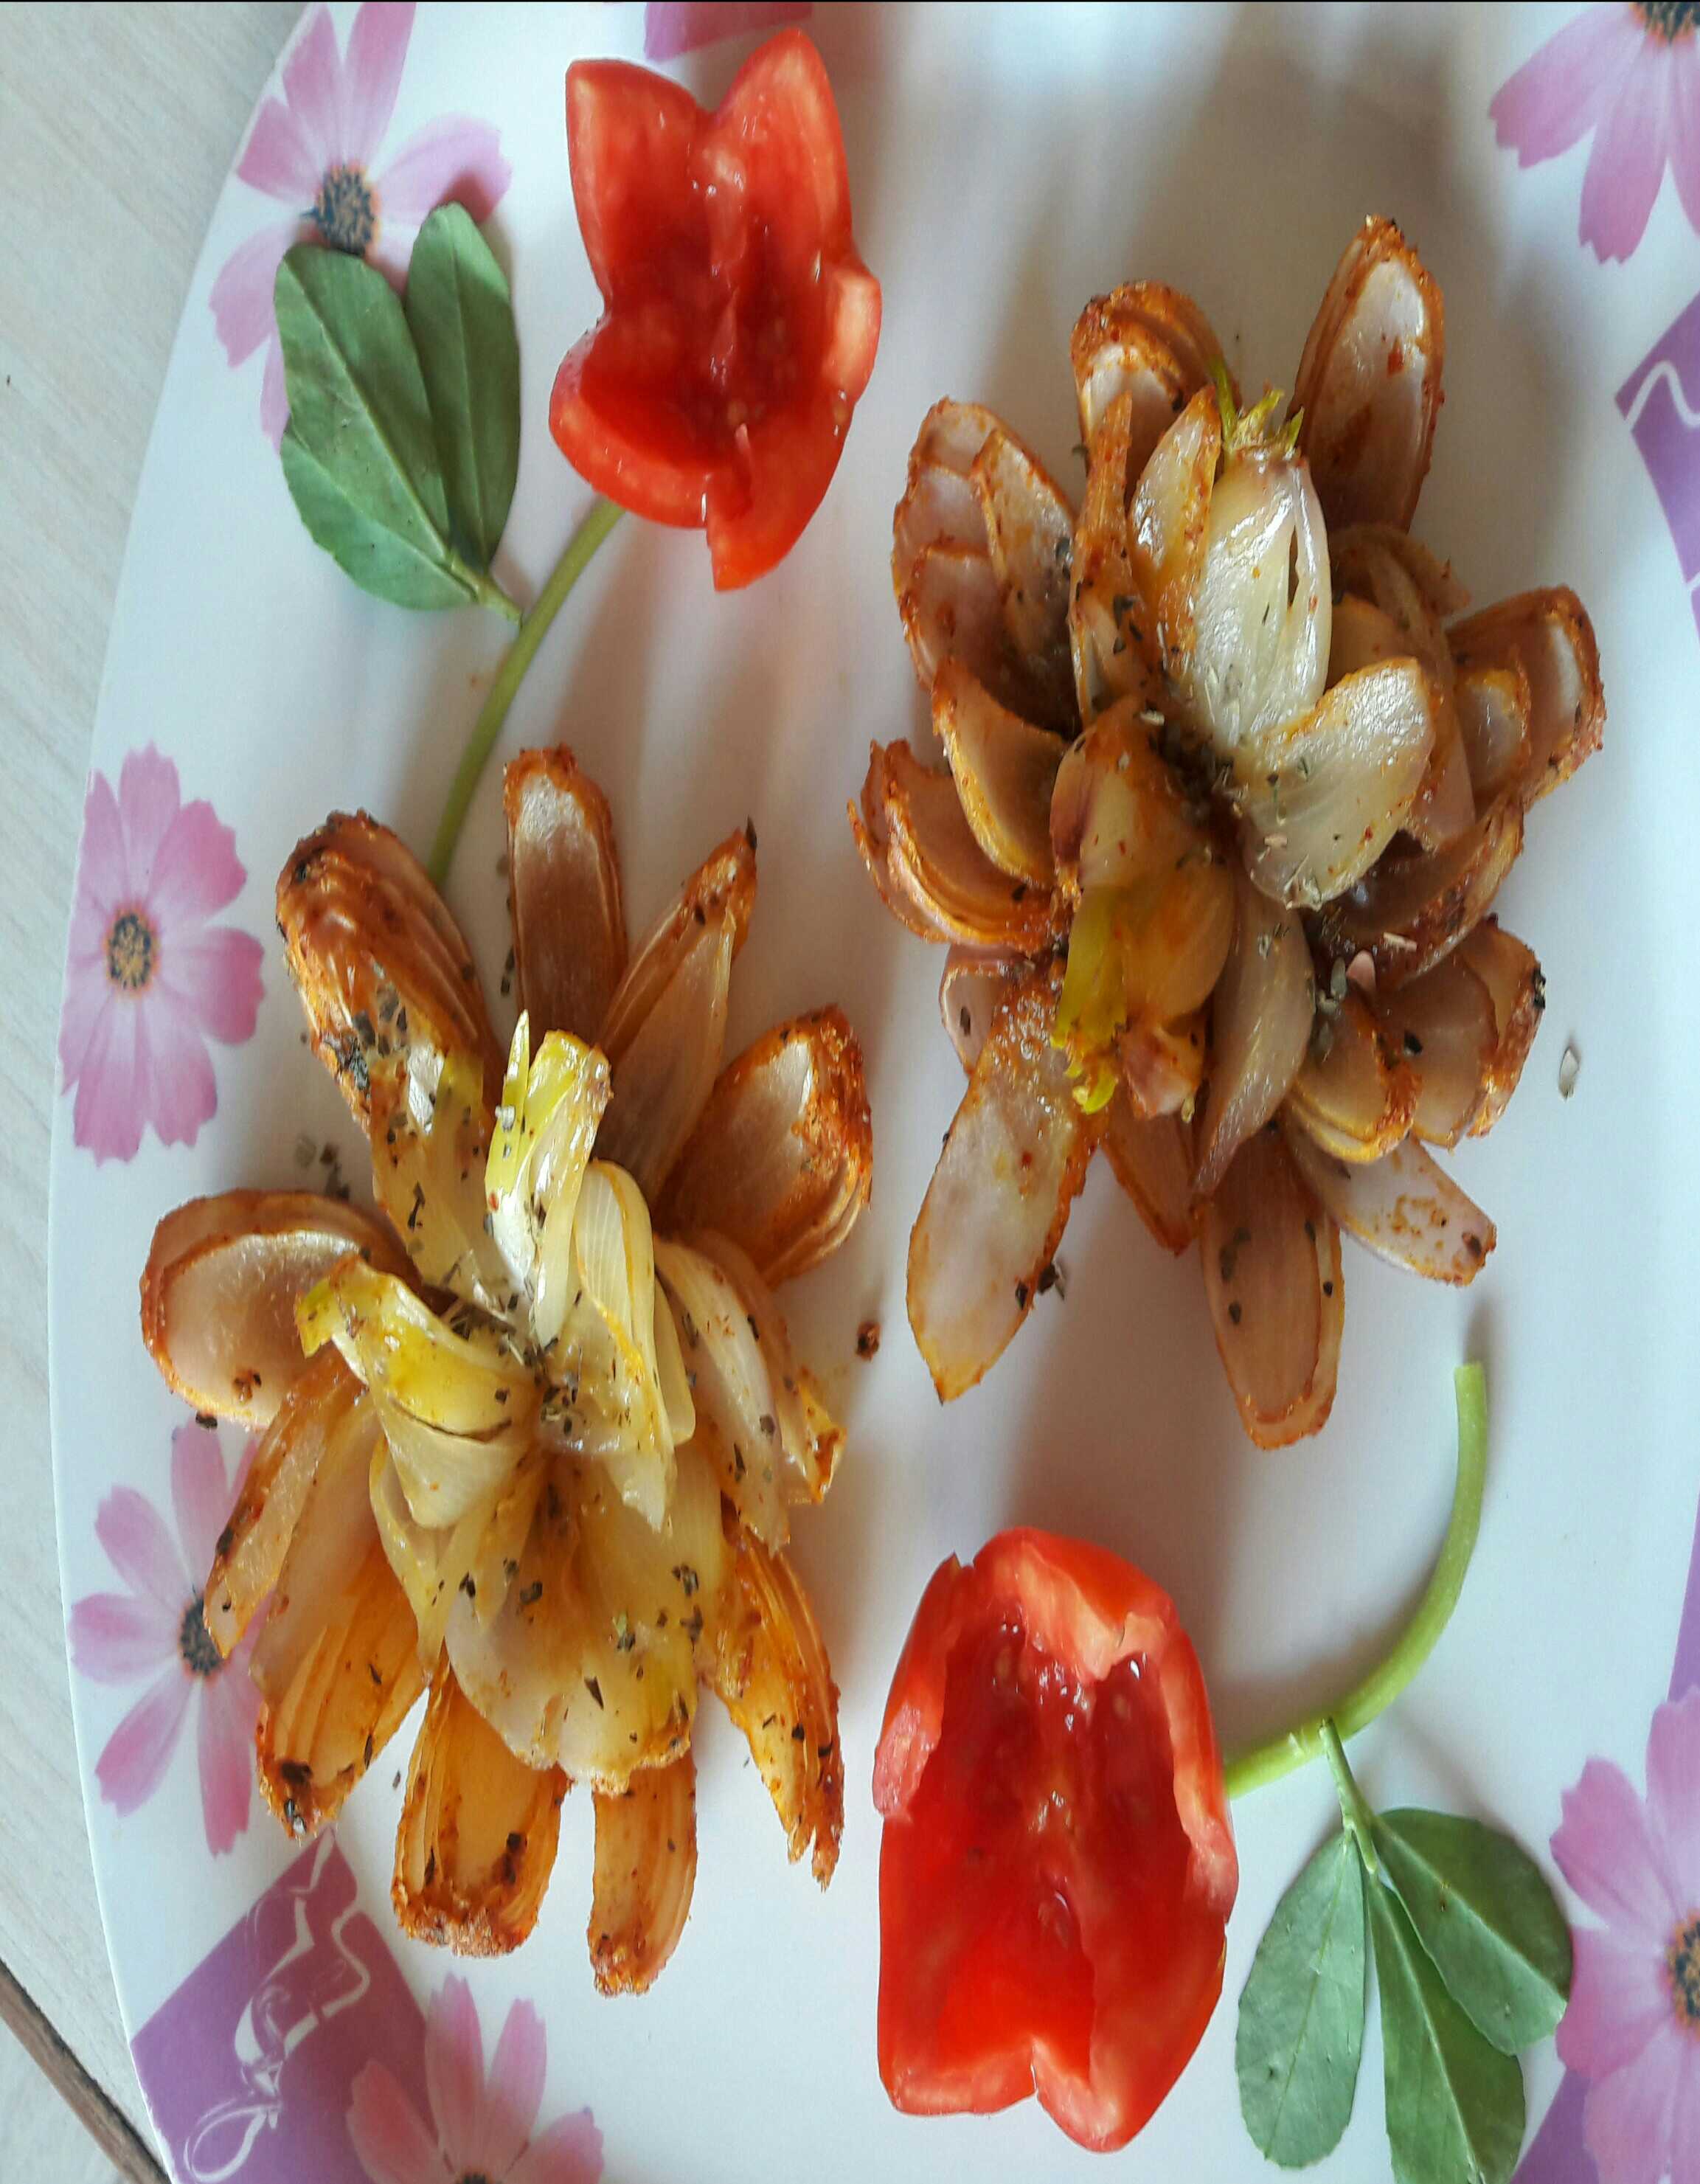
left=1492, top=4, right=1700, bottom=263
left=59, top=746, right=264, bottom=1164
left=68, top=1421, right=261, bottom=1854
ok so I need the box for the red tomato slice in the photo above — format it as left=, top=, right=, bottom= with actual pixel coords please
left=874, top=1529, right=1238, bottom=2153
left=550, top=30, right=880, bottom=588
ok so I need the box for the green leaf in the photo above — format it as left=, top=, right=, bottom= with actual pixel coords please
left=1368, top=1878, right=1526, bottom=2184
left=275, top=244, right=483, bottom=612
left=403, top=204, right=520, bottom=572
left=1373, top=1809, right=1572, bottom=2055
left=1236, top=1828, right=1367, bottom=2166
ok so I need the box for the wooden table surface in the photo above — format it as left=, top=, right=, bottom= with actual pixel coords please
left=0, top=4, right=300, bottom=2169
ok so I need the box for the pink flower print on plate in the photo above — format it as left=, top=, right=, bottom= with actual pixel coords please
left=68, top=1421, right=261, bottom=1856
left=348, top=1975, right=603, bottom=2184
left=58, top=744, right=264, bottom=1164
left=1549, top=1687, right=1700, bottom=2183
left=1491, top=3, right=1700, bottom=263
left=210, top=0, right=512, bottom=445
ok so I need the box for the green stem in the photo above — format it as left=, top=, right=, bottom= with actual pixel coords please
left=1320, top=1719, right=1378, bottom=1876
left=1221, top=1362, right=1488, bottom=1801
left=428, top=498, right=624, bottom=887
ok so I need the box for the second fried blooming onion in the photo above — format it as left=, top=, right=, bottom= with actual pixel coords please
left=139, top=748, right=870, bottom=1983
left=856, top=218, right=1603, bottom=1445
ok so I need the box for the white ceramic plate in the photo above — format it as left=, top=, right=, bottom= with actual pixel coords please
left=50, top=4, right=1700, bottom=2179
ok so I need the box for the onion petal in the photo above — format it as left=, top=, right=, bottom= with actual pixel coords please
left=1292, top=216, right=1444, bottom=531
left=1456, top=921, right=1546, bottom=1137
left=1284, top=1117, right=1496, bottom=1283
left=850, top=745, right=957, bottom=944
left=1372, top=948, right=1498, bottom=1146
left=934, top=659, right=1063, bottom=889
left=1453, top=659, right=1534, bottom=805
left=1237, top=659, right=1437, bottom=906
left=970, top=426, right=1076, bottom=725
left=590, top=1750, right=698, bottom=1994
left=394, top=1668, right=566, bottom=1956
left=704, top=1524, right=842, bottom=1884
left=1312, top=793, right=1524, bottom=989
left=879, top=741, right=1058, bottom=951
left=204, top=1348, right=367, bottom=1659
left=1195, top=873, right=1314, bottom=1199
left=1128, top=385, right=1221, bottom=675
left=1449, top=587, right=1604, bottom=806
left=658, top=1009, right=872, bottom=1287
left=503, top=746, right=628, bottom=1047
left=277, top=811, right=503, bottom=1122
left=908, top=966, right=1096, bottom=1400
left=141, top=1191, right=408, bottom=1427
left=939, top=949, right=1021, bottom=1072
left=654, top=1238, right=791, bottom=1548
left=1286, top=992, right=1418, bottom=1162
left=1101, top=1096, right=1196, bottom=1255
left=1201, top=1124, right=1343, bottom=1446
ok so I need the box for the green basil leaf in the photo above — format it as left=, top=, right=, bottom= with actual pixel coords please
left=1373, top=1809, right=1572, bottom=2056
left=403, top=204, right=520, bottom=572
left=1236, top=1828, right=1367, bottom=2166
left=1368, top=1878, right=1526, bottom=2184
left=276, top=243, right=478, bottom=611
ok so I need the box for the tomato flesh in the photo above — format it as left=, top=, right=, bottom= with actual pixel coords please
left=875, top=1530, right=1237, bottom=2152
left=551, top=32, right=880, bottom=587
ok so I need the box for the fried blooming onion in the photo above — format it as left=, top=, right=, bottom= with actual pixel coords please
left=140, top=748, right=870, bottom=1984
left=855, top=218, right=1601, bottom=1445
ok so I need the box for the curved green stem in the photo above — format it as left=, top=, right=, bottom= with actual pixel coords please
left=428, top=498, right=623, bottom=887
left=1222, top=1362, right=1488, bottom=1801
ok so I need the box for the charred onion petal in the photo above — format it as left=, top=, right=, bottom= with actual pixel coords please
left=1069, top=282, right=1227, bottom=468
left=393, top=1668, right=566, bottom=1956
left=1292, top=215, right=1444, bottom=531
left=252, top=1386, right=423, bottom=1837
left=1404, top=687, right=1477, bottom=853
left=934, top=659, right=1063, bottom=889
left=658, top=1009, right=872, bottom=1286
left=684, top=1230, right=826, bottom=1507
left=899, top=540, right=1035, bottom=718
left=1195, top=873, right=1314, bottom=1200
left=1237, top=659, right=1436, bottom=907
left=1284, top=1117, right=1496, bottom=1283
left=1453, top=658, right=1534, bottom=805
left=141, top=1191, right=408, bottom=1427
left=1286, top=991, right=1418, bottom=1162
left=590, top=1750, right=698, bottom=1994
left=1456, top=921, right=1546, bottom=1137
left=503, top=747, right=628, bottom=1047
left=277, top=812, right=504, bottom=1120
left=1327, top=594, right=1409, bottom=681
left=1330, top=522, right=1468, bottom=618
left=1128, top=385, right=1221, bottom=676
left=704, top=1524, right=842, bottom=1884
left=1312, top=793, right=1524, bottom=989
left=1119, top=1008, right=1206, bottom=1120
left=1069, top=391, right=1165, bottom=724
left=892, top=460, right=988, bottom=594
left=971, top=425, right=1076, bottom=721
left=1373, top=947, right=1499, bottom=1147
left=1201, top=1126, right=1343, bottom=1448
left=204, top=1349, right=367, bottom=1659
left=940, top=949, right=1021, bottom=1072
left=880, top=740, right=1058, bottom=952
left=850, top=744, right=957, bottom=943
left=1449, top=587, right=1604, bottom=806
left=1100, top=1096, right=1196, bottom=1254
left=908, top=966, right=1095, bottom=1401
left=368, top=1056, right=509, bottom=1311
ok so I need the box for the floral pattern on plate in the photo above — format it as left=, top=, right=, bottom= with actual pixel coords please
left=68, top=1421, right=261, bottom=1855
left=348, top=1976, right=603, bottom=2184
left=1620, top=294, right=1700, bottom=648
left=643, top=1, right=811, bottom=62
left=1491, top=2, right=1700, bottom=263
left=59, top=746, right=264, bottom=1164
left=210, top=0, right=511, bottom=445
